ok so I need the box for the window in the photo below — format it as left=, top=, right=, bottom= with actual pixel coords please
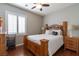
left=8, top=14, right=17, bottom=34
left=7, top=11, right=26, bottom=34
left=18, top=16, right=25, bottom=34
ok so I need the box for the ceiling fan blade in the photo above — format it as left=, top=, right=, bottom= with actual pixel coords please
left=40, top=8, right=42, bottom=11
left=33, top=3, right=37, bottom=4
left=31, top=6, right=36, bottom=9
left=42, top=4, right=50, bottom=7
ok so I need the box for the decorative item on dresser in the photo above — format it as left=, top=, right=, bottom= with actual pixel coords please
left=0, top=17, right=3, bottom=33
left=64, top=36, right=79, bottom=55
left=0, top=34, right=6, bottom=56
left=23, top=21, right=67, bottom=56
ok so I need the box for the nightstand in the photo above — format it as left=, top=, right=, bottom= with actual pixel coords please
left=64, top=36, right=79, bottom=55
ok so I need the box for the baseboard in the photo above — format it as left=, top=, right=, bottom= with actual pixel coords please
left=16, top=43, right=24, bottom=47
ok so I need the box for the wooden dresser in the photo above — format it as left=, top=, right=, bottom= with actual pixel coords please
left=0, top=34, right=6, bottom=56
left=64, top=36, right=79, bottom=55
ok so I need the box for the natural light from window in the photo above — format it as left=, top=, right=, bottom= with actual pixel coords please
left=7, top=12, right=26, bottom=34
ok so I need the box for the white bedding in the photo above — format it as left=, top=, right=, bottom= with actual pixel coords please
left=27, top=34, right=63, bottom=56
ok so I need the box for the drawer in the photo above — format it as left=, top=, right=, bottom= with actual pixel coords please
left=0, top=38, right=5, bottom=43
left=65, top=44, right=77, bottom=51
left=69, top=42, right=77, bottom=46
left=68, top=46, right=77, bottom=51
left=65, top=39, right=77, bottom=44
left=64, top=39, right=70, bottom=43
left=0, top=40, right=5, bottom=44
left=69, top=39, right=77, bottom=43
left=0, top=45, right=5, bottom=50
left=0, top=50, right=6, bottom=56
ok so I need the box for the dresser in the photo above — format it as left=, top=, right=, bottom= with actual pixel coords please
left=64, top=36, right=79, bottom=55
left=0, top=34, right=6, bottom=56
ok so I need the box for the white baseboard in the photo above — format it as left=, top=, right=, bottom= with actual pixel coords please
left=16, top=43, right=24, bottom=47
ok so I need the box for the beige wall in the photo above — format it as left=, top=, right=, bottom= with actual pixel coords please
left=27, top=12, right=43, bottom=35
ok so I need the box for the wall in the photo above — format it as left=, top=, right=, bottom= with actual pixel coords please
left=0, top=3, right=43, bottom=45
left=43, top=4, right=79, bottom=37
left=27, top=13, right=43, bottom=35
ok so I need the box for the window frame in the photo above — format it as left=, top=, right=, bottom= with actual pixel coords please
left=5, top=11, right=27, bottom=35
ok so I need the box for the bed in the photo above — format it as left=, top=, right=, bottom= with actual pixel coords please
left=23, top=21, right=67, bottom=56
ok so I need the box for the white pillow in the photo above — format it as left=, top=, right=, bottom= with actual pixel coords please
left=45, top=30, right=51, bottom=35
left=51, top=29, right=62, bottom=35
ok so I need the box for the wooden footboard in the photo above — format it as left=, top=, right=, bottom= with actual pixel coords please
left=23, top=35, right=49, bottom=56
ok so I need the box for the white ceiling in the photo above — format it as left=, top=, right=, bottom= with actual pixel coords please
left=10, top=3, right=75, bottom=16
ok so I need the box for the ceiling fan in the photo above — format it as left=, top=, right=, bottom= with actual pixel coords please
left=25, top=3, right=50, bottom=11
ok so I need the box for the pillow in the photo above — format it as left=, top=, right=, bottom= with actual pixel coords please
left=52, top=31, right=58, bottom=35
left=51, top=30, right=62, bottom=35
left=45, top=30, right=51, bottom=35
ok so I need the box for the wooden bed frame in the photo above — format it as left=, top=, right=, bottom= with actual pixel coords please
left=23, top=21, right=67, bottom=56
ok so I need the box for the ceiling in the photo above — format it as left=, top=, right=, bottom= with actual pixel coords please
left=10, top=3, right=76, bottom=16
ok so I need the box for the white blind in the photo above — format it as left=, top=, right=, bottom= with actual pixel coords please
left=8, top=14, right=17, bottom=34
left=18, top=16, right=25, bottom=34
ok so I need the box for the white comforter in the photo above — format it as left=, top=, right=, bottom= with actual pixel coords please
left=27, top=34, right=63, bottom=56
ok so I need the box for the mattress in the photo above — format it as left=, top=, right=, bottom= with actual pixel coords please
left=27, top=34, right=63, bottom=56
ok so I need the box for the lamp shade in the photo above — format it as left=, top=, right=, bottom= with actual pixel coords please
left=0, top=17, right=3, bottom=27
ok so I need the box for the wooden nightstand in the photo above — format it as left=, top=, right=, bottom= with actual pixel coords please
left=64, top=36, right=79, bottom=55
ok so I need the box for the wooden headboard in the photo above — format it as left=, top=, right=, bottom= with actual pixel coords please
left=43, top=21, right=67, bottom=37
left=48, top=24, right=63, bottom=30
